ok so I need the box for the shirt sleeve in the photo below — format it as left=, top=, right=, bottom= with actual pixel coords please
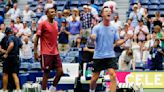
left=79, top=21, right=82, bottom=30
left=36, top=22, right=43, bottom=36
left=8, top=36, right=14, bottom=44
left=91, top=25, right=98, bottom=36
left=18, top=37, right=23, bottom=48
left=114, top=28, right=120, bottom=42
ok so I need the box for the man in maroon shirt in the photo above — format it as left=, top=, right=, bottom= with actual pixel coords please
left=34, top=7, right=63, bottom=92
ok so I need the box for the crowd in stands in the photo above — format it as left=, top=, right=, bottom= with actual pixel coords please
left=0, top=0, right=164, bottom=74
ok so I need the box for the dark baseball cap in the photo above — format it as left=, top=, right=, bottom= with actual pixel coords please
left=62, top=19, right=67, bottom=23
left=5, top=27, right=13, bottom=34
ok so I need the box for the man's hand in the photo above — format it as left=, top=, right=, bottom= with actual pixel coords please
left=34, top=52, right=39, bottom=60
left=125, top=34, right=133, bottom=40
left=3, top=53, right=8, bottom=58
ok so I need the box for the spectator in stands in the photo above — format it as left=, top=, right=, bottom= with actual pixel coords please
left=44, top=0, right=55, bottom=10
left=110, top=15, right=122, bottom=30
left=153, top=25, right=164, bottom=48
left=58, top=19, right=70, bottom=52
left=118, top=48, right=134, bottom=71
left=31, top=20, right=37, bottom=34
left=6, top=3, right=21, bottom=21
left=150, top=39, right=164, bottom=70
left=5, top=0, right=13, bottom=9
left=142, top=35, right=151, bottom=64
left=103, top=0, right=117, bottom=12
left=142, top=8, right=151, bottom=31
left=55, top=11, right=65, bottom=32
left=70, top=8, right=80, bottom=21
left=109, top=5, right=118, bottom=21
left=0, top=27, right=22, bottom=92
left=137, top=3, right=145, bottom=15
left=127, top=19, right=134, bottom=31
left=119, top=23, right=133, bottom=49
left=134, top=19, right=149, bottom=43
left=153, top=11, right=163, bottom=28
left=63, top=9, right=71, bottom=22
left=36, top=4, right=43, bottom=13
left=89, top=7, right=132, bottom=92
left=68, top=15, right=83, bottom=47
left=0, top=23, right=5, bottom=42
left=15, top=16, right=23, bottom=32
left=132, top=35, right=142, bottom=65
left=129, top=4, right=142, bottom=28
left=22, top=5, right=36, bottom=27
left=20, top=36, right=33, bottom=63
left=18, top=21, right=32, bottom=38
left=34, top=7, right=63, bottom=92
left=9, top=20, right=19, bottom=35
left=80, top=5, right=92, bottom=37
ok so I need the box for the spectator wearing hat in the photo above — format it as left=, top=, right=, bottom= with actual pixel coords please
left=63, top=9, right=71, bottom=22
left=58, top=19, right=70, bottom=52
left=0, top=27, right=22, bottom=92
left=80, top=5, right=93, bottom=37
left=70, top=8, right=80, bottom=21
left=129, top=4, right=142, bottom=28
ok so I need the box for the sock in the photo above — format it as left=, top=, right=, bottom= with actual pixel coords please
left=41, top=90, right=47, bottom=92
left=3, top=90, right=8, bottom=92
left=49, top=86, right=57, bottom=92
left=89, top=89, right=95, bottom=92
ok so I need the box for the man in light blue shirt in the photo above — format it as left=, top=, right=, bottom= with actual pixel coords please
left=89, top=7, right=132, bottom=92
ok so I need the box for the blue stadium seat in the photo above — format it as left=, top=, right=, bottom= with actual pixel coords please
left=80, top=0, right=91, bottom=5
left=159, top=5, right=164, bottom=10
left=36, top=13, right=43, bottom=19
left=30, top=62, right=41, bottom=71
left=94, top=0, right=104, bottom=6
left=19, top=73, right=29, bottom=88
left=31, top=1, right=38, bottom=7
left=148, top=10, right=156, bottom=17
left=67, top=51, right=79, bottom=57
left=20, top=62, right=31, bottom=71
left=130, top=0, right=138, bottom=5
left=70, top=0, right=79, bottom=5
left=57, top=6, right=64, bottom=11
left=135, top=62, right=145, bottom=70
left=148, top=5, right=159, bottom=10
left=63, top=56, right=75, bottom=63
left=142, top=5, right=148, bottom=9
left=160, top=10, right=164, bottom=17
left=160, top=0, right=164, bottom=4
left=150, top=0, right=160, bottom=5
left=140, top=0, right=150, bottom=5
left=56, top=0, right=67, bottom=6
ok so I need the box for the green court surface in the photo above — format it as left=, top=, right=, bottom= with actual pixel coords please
left=144, top=89, right=164, bottom=92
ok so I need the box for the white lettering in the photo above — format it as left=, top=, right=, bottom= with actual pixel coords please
left=155, top=74, right=163, bottom=86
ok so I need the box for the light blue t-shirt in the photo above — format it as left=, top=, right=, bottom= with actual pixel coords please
left=92, top=23, right=120, bottom=59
